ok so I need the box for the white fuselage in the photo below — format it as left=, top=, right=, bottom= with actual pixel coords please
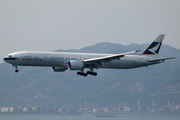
left=3, top=35, right=173, bottom=76
left=4, top=51, right=162, bottom=69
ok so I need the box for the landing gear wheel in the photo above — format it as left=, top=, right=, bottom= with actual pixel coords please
left=77, top=71, right=87, bottom=76
left=86, top=70, right=97, bottom=76
left=93, top=72, right=97, bottom=76
left=83, top=73, right=87, bottom=77
left=77, top=72, right=81, bottom=75
left=13, top=65, right=19, bottom=73
left=77, top=70, right=97, bottom=76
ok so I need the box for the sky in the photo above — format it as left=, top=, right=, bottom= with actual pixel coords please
left=0, top=0, right=180, bottom=63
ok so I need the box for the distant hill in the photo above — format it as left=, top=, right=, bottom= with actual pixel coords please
left=54, top=42, right=147, bottom=53
left=0, top=43, right=180, bottom=107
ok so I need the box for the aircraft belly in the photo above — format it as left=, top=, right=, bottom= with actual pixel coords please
left=102, top=60, right=137, bottom=69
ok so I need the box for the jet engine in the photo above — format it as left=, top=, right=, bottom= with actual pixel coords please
left=68, top=60, right=84, bottom=70
left=51, top=67, right=67, bottom=72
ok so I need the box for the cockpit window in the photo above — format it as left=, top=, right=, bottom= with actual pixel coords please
left=8, top=55, right=12, bottom=57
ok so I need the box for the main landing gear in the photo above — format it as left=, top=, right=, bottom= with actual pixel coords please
left=77, top=70, right=97, bottom=77
left=13, top=65, right=19, bottom=73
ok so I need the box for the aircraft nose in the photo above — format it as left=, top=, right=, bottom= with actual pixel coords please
left=3, top=57, right=7, bottom=62
left=3, top=57, right=17, bottom=62
left=3, top=57, right=9, bottom=63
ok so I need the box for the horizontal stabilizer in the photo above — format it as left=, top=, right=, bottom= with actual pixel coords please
left=148, top=57, right=175, bottom=62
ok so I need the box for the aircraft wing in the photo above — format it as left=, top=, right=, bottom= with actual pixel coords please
left=148, top=57, right=175, bottom=62
left=83, top=50, right=141, bottom=64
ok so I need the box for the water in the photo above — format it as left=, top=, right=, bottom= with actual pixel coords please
left=0, top=114, right=179, bottom=120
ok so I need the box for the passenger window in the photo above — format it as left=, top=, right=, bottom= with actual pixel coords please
left=8, top=55, right=12, bottom=57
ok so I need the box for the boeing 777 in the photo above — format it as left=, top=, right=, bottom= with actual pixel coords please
left=3, top=34, right=174, bottom=76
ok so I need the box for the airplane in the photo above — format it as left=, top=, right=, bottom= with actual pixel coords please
left=3, top=34, right=174, bottom=76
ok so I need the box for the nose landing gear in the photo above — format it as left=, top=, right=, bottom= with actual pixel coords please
left=13, top=65, right=19, bottom=73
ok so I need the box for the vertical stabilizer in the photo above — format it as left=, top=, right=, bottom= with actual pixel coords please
left=141, top=34, right=165, bottom=58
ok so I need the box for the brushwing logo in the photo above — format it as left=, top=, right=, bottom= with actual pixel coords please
left=148, top=42, right=162, bottom=55
left=142, top=41, right=162, bottom=55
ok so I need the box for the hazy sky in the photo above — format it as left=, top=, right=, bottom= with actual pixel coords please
left=1, top=0, right=180, bottom=63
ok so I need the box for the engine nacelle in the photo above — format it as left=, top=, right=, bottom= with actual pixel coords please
left=68, top=60, right=84, bottom=70
left=51, top=67, right=67, bottom=72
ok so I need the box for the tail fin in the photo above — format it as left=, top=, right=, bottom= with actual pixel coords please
left=140, top=34, right=165, bottom=58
